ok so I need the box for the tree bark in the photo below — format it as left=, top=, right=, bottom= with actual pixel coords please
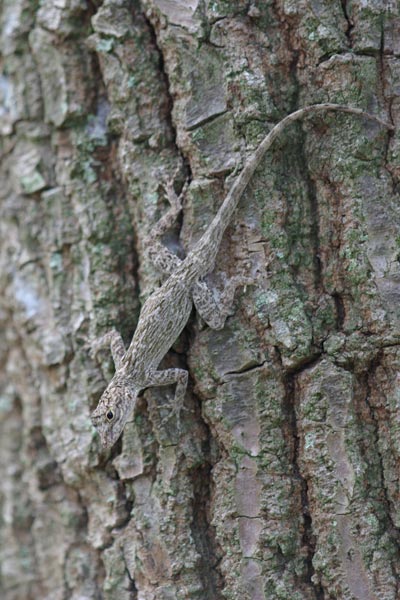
left=1, top=1, right=399, bottom=599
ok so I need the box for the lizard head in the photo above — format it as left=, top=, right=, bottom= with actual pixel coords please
left=91, top=373, right=139, bottom=449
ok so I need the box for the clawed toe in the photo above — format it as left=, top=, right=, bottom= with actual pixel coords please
left=158, top=403, right=188, bottom=430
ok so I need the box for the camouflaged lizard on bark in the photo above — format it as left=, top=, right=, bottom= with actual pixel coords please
left=91, top=104, right=392, bottom=448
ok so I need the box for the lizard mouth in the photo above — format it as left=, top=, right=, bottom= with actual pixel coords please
left=90, top=408, right=125, bottom=449
left=90, top=412, right=102, bottom=430
left=90, top=413, right=111, bottom=447
left=92, top=425, right=114, bottom=449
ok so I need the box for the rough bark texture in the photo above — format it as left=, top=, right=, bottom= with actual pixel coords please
left=1, top=1, right=400, bottom=599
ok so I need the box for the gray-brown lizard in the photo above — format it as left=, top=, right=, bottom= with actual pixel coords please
left=91, top=103, right=392, bottom=448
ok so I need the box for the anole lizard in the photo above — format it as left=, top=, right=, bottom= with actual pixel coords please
left=91, top=103, right=392, bottom=448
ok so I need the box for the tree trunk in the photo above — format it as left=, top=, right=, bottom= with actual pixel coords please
left=1, top=1, right=399, bottom=599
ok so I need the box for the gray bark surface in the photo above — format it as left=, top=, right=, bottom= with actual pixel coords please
left=0, top=1, right=400, bottom=599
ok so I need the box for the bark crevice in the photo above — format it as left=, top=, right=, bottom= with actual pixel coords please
left=283, top=372, right=325, bottom=600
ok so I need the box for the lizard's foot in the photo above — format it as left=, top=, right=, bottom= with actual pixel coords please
left=89, top=329, right=126, bottom=369
left=159, top=402, right=190, bottom=432
left=162, top=178, right=182, bottom=213
left=161, top=165, right=189, bottom=213
left=144, top=367, right=189, bottom=432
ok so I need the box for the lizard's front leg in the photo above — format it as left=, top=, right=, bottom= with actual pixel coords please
left=90, top=329, right=126, bottom=369
left=144, top=175, right=188, bottom=276
left=144, top=367, right=188, bottom=428
left=192, top=276, right=253, bottom=330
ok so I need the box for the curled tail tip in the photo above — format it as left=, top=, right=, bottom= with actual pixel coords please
left=311, top=103, right=393, bottom=130
left=365, top=114, right=393, bottom=131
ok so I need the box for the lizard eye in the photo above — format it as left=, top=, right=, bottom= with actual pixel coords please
left=106, top=409, right=115, bottom=422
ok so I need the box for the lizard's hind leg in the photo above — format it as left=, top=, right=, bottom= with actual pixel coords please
left=145, top=175, right=188, bottom=276
left=90, top=329, right=126, bottom=369
left=192, top=276, right=253, bottom=330
left=144, top=367, right=188, bottom=430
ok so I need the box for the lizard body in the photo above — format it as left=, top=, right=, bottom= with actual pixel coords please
left=91, top=104, right=391, bottom=448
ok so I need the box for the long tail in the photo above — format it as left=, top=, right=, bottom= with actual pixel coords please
left=183, top=103, right=392, bottom=279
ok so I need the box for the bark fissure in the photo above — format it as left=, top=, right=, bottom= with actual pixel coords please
left=190, top=457, right=223, bottom=599
left=297, top=131, right=323, bottom=291
left=340, top=0, right=354, bottom=45
left=186, top=110, right=229, bottom=132
left=363, top=356, right=400, bottom=551
left=283, top=373, right=325, bottom=600
left=122, top=552, right=138, bottom=599
left=141, top=10, right=192, bottom=183
left=378, top=17, right=398, bottom=196
left=224, top=359, right=267, bottom=376
left=332, top=292, right=346, bottom=331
